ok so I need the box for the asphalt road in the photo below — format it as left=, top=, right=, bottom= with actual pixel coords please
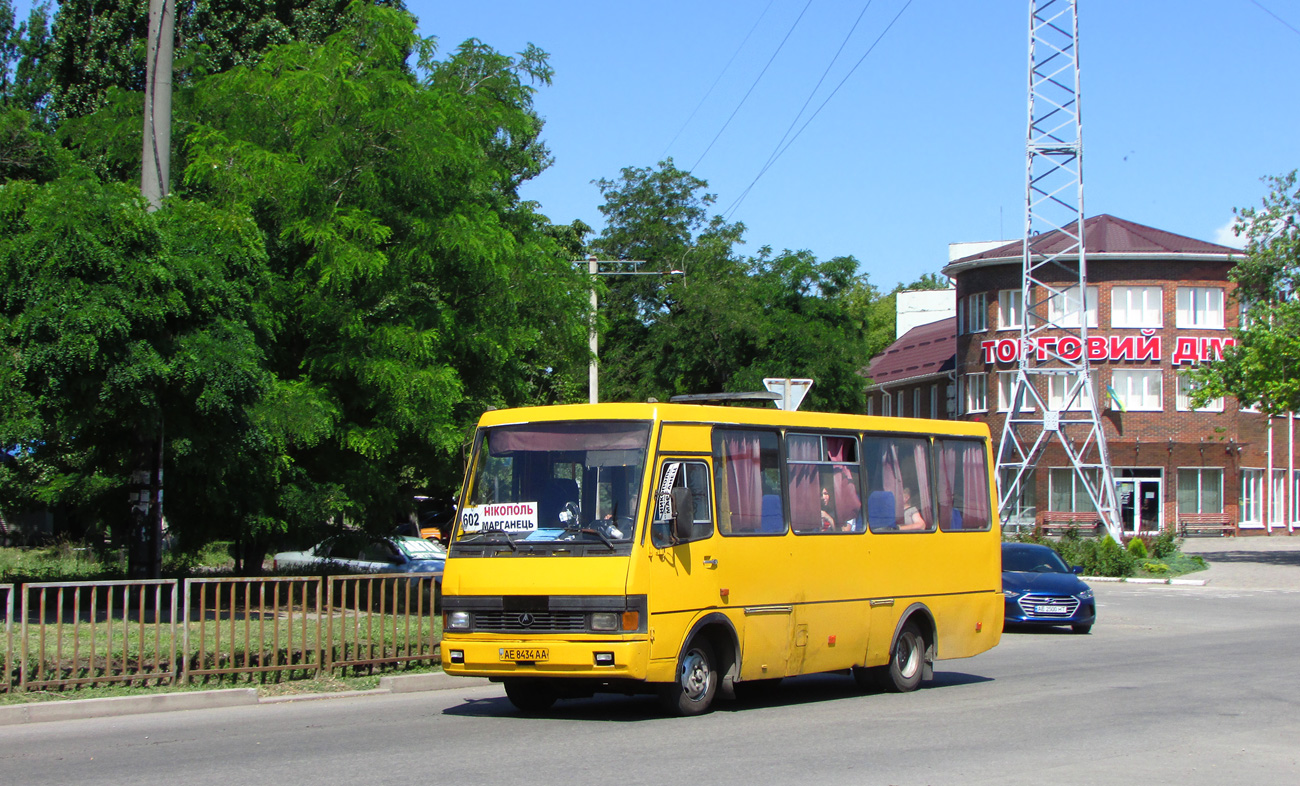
left=3, top=578, right=1299, bottom=786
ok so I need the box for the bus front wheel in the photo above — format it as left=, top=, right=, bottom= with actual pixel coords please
left=659, top=638, right=718, bottom=716
left=504, top=678, right=558, bottom=712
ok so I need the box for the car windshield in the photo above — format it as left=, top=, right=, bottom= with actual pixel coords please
left=456, top=420, right=651, bottom=548
left=1003, top=547, right=1071, bottom=573
left=397, top=538, right=446, bottom=559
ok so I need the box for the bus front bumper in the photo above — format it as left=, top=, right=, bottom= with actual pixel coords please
left=442, top=637, right=651, bottom=681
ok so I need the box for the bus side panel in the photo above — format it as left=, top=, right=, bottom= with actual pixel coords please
left=927, top=591, right=1004, bottom=660
left=784, top=536, right=873, bottom=676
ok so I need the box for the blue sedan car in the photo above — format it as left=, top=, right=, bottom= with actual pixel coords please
left=1002, top=542, right=1096, bottom=634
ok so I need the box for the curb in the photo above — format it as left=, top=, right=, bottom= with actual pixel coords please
left=1083, top=575, right=1207, bottom=586
left=0, top=672, right=492, bottom=726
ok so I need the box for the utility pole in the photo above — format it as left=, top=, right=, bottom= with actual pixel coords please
left=130, top=0, right=174, bottom=579
left=995, top=0, right=1124, bottom=544
left=580, top=258, right=683, bottom=404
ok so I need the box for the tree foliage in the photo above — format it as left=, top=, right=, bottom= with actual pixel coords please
left=1189, top=171, right=1300, bottom=415
left=590, top=159, right=889, bottom=413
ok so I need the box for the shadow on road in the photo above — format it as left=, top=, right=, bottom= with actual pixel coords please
left=440, top=669, right=994, bottom=721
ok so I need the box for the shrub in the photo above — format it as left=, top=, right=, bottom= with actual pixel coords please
left=1141, top=561, right=1170, bottom=575
left=1149, top=529, right=1180, bottom=559
left=1127, top=537, right=1149, bottom=559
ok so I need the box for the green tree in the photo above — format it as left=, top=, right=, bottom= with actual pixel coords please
left=0, top=171, right=270, bottom=549
left=176, top=4, right=589, bottom=544
left=1188, top=171, right=1300, bottom=415
left=590, top=159, right=885, bottom=412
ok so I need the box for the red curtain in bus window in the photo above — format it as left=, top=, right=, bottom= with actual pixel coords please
left=938, top=443, right=957, bottom=530
left=788, top=436, right=821, bottom=532
left=910, top=440, right=933, bottom=525
left=826, top=437, right=862, bottom=526
left=725, top=433, right=764, bottom=532
left=961, top=443, right=990, bottom=529
left=938, top=440, right=990, bottom=531
left=881, top=441, right=903, bottom=523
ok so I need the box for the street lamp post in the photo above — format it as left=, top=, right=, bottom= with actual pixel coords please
left=580, top=258, right=683, bottom=404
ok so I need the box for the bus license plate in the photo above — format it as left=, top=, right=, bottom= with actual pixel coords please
left=500, top=647, right=549, bottom=662
left=1035, top=605, right=1068, bottom=614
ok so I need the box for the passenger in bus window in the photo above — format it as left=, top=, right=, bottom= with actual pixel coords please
left=821, top=487, right=837, bottom=531
left=900, top=486, right=927, bottom=531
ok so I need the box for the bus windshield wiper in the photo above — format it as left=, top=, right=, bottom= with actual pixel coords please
left=485, top=531, right=517, bottom=551
left=578, top=527, right=616, bottom=550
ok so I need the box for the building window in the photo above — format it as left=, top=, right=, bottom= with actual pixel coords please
left=1047, top=371, right=1099, bottom=412
left=882, top=392, right=892, bottom=417
left=1176, top=287, right=1224, bottom=329
left=1111, top=286, right=1163, bottom=328
left=965, top=373, right=987, bottom=414
left=913, top=388, right=920, bottom=419
left=998, top=371, right=1035, bottom=412
left=1046, top=285, right=1098, bottom=328
left=965, top=293, right=987, bottom=333
left=1048, top=467, right=1100, bottom=513
left=867, top=397, right=874, bottom=416
left=896, top=390, right=904, bottom=417
left=1111, top=369, right=1162, bottom=411
left=1177, top=468, right=1222, bottom=515
left=1272, top=470, right=1287, bottom=526
left=999, top=467, right=1037, bottom=530
left=1176, top=375, right=1223, bottom=412
left=1241, top=469, right=1264, bottom=525
left=930, top=383, right=938, bottom=419
left=998, top=289, right=1023, bottom=330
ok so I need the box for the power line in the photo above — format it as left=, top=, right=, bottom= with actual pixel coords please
left=724, top=0, right=915, bottom=220
left=1250, top=0, right=1300, bottom=37
left=661, top=0, right=777, bottom=160
left=689, top=0, right=814, bottom=174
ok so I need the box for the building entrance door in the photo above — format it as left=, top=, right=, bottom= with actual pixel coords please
left=1116, top=469, right=1162, bottom=536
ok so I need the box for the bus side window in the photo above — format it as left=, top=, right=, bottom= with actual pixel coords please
left=652, top=460, right=714, bottom=548
left=937, top=439, right=992, bottom=531
left=863, top=436, right=935, bottom=533
left=712, top=428, right=783, bottom=535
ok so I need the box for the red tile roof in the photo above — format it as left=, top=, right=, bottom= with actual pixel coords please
left=866, top=317, right=956, bottom=387
left=948, top=214, right=1238, bottom=267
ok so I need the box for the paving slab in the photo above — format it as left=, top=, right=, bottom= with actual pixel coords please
left=1178, top=532, right=1300, bottom=590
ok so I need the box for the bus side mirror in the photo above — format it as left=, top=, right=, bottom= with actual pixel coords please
left=670, top=487, right=695, bottom=541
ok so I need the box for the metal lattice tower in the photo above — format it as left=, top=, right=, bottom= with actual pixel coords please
left=995, top=0, right=1123, bottom=543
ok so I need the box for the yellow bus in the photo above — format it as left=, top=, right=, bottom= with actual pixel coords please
left=441, top=396, right=1003, bottom=715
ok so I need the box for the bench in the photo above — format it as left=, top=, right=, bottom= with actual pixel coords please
left=1178, top=514, right=1236, bottom=537
left=1037, top=512, right=1103, bottom=537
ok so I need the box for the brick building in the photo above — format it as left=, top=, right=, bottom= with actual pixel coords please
left=866, top=214, right=1295, bottom=537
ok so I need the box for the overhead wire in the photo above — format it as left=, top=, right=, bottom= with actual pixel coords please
left=1250, top=0, right=1300, bottom=37
left=722, top=0, right=877, bottom=217
left=661, top=0, right=778, bottom=160
left=723, top=0, right=916, bottom=220
left=689, top=0, right=814, bottom=174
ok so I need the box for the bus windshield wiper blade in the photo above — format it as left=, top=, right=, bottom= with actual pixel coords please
left=578, top=528, right=616, bottom=550
left=485, top=531, right=517, bottom=551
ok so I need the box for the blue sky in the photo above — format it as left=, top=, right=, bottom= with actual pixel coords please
left=413, top=0, right=1300, bottom=289
left=15, top=1, right=1297, bottom=288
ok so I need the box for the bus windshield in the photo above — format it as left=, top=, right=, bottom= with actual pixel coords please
left=456, top=420, right=651, bottom=548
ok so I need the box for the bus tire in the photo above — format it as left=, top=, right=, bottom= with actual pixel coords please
left=659, top=638, right=718, bottom=716
left=882, top=621, right=926, bottom=693
left=504, top=678, right=558, bottom=712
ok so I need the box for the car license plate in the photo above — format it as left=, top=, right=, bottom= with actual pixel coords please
left=1035, top=605, right=1068, bottom=614
left=499, top=647, right=549, bottom=662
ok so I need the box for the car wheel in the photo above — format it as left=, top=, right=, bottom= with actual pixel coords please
left=659, top=638, right=718, bottom=716
left=881, top=621, right=926, bottom=693
left=1071, top=623, right=1092, bottom=634
left=503, top=679, right=558, bottom=712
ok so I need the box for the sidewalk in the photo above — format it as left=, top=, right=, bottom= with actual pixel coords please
left=0, top=671, right=490, bottom=727
left=1178, top=532, right=1300, bottom=590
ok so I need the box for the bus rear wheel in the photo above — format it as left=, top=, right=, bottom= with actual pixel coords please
left=504, top=678, right=558, bottom=712
left=659, top=638, right=718, bottom=716
left=882, top=621, right=926, bottom=693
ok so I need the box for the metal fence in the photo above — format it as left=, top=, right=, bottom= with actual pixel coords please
left=1, top=584, right=12, bottom=694
left=19, top=579, right=178, bottom=692
left=4, top=573, right=442, bottom=693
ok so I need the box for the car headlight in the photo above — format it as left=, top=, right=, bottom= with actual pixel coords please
left=1077, top=587, right=1094, bottom=600
left=446, top=611, right=471, bottom=630
left=590, top=612, right=620, bottom=631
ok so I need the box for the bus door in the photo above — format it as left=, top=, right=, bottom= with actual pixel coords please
left=647, top=457, right=791, bottom=681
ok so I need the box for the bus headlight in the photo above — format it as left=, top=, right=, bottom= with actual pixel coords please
left=446, top=611, right=471, bottom=630
left=591, top=612, right=620, bottom=631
